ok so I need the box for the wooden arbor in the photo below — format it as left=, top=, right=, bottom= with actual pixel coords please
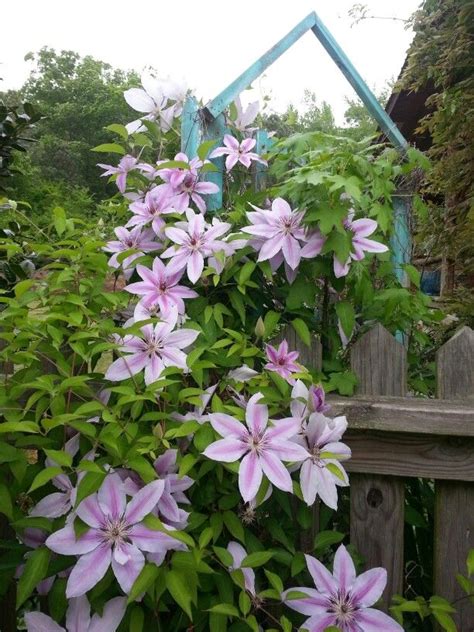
left=181, top=11, right=411, bottom=284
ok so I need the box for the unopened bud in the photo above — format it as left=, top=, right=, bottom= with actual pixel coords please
left=254, top=317, right=265, bottom=338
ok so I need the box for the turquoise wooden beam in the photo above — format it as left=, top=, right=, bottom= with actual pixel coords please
left=309, top=12, right=408, bottom=152
left=204, top=12, right=318, bottom=119
left=202, top=112, right=227, bottom=212
left=181, top=95, right=200, bottom=156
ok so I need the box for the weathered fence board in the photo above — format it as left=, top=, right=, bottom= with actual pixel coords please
left=349, top=324, right=406, bottom=608
left=434, top=327, right=474, bottom=630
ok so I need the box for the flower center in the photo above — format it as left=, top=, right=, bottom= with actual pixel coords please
left=102, top=517, right=130, bottom=546
left=280, top=215, right=299, bottom=235
left=329, top=592, right=356, bottom=625
left=158, top=281, right=168, bottom=293
left=248, top=433, right=266, bottom=455
left=146, top=336, right=163, bottom=356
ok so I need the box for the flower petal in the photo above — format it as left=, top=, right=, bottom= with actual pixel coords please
left=355, top=608, right=404, bottom=631
left=259, top=451, right=293, bottom=492
left=203, top=438, right=248, bottom=462
left=208, top=413, right=247, bottom=439
left=304, top=554, right=337, bottom=595
left=24, top=612, right=65, bottom=632
left=351, top=567, right=387, bottom=607
left=65, top=595, right=91, bottom=632
left=98, top=474, right=126, bottom=521
left=333, top=544, right=356, bottom=594
left=88, top=597, right=127, bottom=632
left=66, top=544, right=112, bottom=598
left=283, top=587, right=328, bottom=615
left=46, top=524, right=101, bottom=556
left=111, top=542, right=145, bottom=594
left=125, top=479, right=165, bottom=524
left=245, top=392, right=267, bottom=435
left=238, top=451, right=263, bottom=503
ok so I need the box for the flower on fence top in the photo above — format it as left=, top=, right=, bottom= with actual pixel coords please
left=242, top=198, right=306, bottom=271
left=46, top=474, right=169, bottom=596
left=161, top=209, right=232, bottom=283
left=227, top=541, right=256, bottom=596
left=125, top=257, right=198, bottom=313
left=265, top=340, right=300, bottom=382
left=157, top=152, right=219, bottom=213
left=290, top=380, right=331, bottom=423
left=297, top=412, right=350, bottom=508
left=103, top=226, right=158, bottom=278
left=284, top=544, right=403, bottom=632
left=124, top=72, right=180, bottom=133
left=98, top=155, right=139, bottom=193
left=105, top=308, right=199, bottom=385
left=203, top=393, right=307, bottom=502
left=210, top=134, right=267, bottom=172
left=334, top=214, right=389, bottom=278
left=25, top=595, right=127, bottom=632
left=232, top=95, right=259, bottom=134
left=126, top=186, right=178, bottom=236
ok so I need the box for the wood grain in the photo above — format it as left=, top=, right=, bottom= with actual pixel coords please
left=275, top=325, right=322, bottom=372
left=349, top=324, right=406, bottom=609
left=344, top=430, right=474, bottom=481
left=350, top=474, right=405, bottom=609
left=328, top=395, right=474, bottom=437
left=434, top=326, right=474, bottom=630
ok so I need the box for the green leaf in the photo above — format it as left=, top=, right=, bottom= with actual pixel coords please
left=91, top=143, right=125, bottom=155
left=128, top=563, right=159, bottom=604
left=74, top=471, right=106, bottom=507
left=264, top=569, right=284, bottom=593
left=52, top=206, right=67, bottom=236
left=17, top=546, right=51, bottom=607
left=238, top=261, right=256, bottom=285
left=28, top=466, right=63, bottom=493
left=14, top=279, right=35, bottom=298
left=0, top=483, right=13, bottom=519
left=129, top=605, right=145, bottom=632
left=241, top=551, right=273, bottom=568
left=223, top=511, right=245, bottom=543
left=44, top=449, right=73, bottom=468
left=239, top=590, right=251, bottom=615
left=335, top=301, right=355, bottom=338
left=314, top=530, right=345, bottom=551
left=263, top=310, right=280, bottom=338
left=166, top=569, right=193, bottom=620
left=198, top=139, right=218, bottom=161
left=213, top=546, right=233, bottom=567
left=467, top=549, right=474, bottom=576
left=291, top=318, right=311, bottom=347
left=105, top=124, right=128, bottom=140
left=0, top=421, right=40, bottom=434
left=208, top=604, right=239, bottom=617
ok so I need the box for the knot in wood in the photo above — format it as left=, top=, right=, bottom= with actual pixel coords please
left=367, top=487, right=383, bottom=508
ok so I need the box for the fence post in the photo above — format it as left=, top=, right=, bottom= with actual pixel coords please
left=434, top=326, right=474, bottom=630
left=349, top=323, right=406, bottom=609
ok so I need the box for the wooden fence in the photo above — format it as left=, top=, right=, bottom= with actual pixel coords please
left=286, top=323, right=474, bottom=630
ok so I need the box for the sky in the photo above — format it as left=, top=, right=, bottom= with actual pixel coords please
left=0, top=0, right=421, bottom=123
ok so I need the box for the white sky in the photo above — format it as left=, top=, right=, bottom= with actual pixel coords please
left=0, top=0, right=421, bottom=123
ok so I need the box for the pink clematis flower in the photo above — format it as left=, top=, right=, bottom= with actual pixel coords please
left=126, top=186, right=178, bottom=236
left=334, top=214, right=389, bottom=278
left=265, top=340, right=300, bottom=383
left=203, top=393, right=307, bottom=502
left=124, top=72, right=177, bottom=134
left=105, top=308, right=199, bottom=385
left=46, top=474, right=169, bottom=596
left=125, top=257, right=198, bottom=313
left=157, top=152, right=219, bottom=213
left=97, top=155, right=139, bottom=193
left=210, top=134, right=267, bottom=172
left=284, top=545, right=403, bottom=632
left=290, top=380, right=331, bottom=424
left=297, top=413, right=351, bottom=508
left=25, top=595, right=127, bottom=632
left=232, top=95, right=259, bottom=134
left=161, top=209, right=231, bottom=283
left=103, top=226, right=158, bottom=278
left=242, top=198, right=306, bottom=271
left=227, top=541, right=256, bottom=596
left=153, top=449, right=194, bottom=526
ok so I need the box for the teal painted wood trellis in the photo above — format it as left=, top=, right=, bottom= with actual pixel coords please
left=181, top=10, right=411, bottom=283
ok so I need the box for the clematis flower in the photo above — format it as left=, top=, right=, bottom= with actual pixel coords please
left=46, top=474, right=169, bottom=596
left=334, top=214, right=389, bottom=278
left=124, top=72, right=178, bottom=134
left=103, top=226, right=158, bottom=278
left=30, top=435, right=82, bottom=519
left=25, top=595, right=127, bottom=632
left=265, top=340, right=300, bottom=382
left=172, top=384, right=217, bottom=424
left=126, top=186, right=178, bottom=236
left=227, top=365, right=259, bottom=383
left=232, top=95, right=259, bottom=134
left=290, top=380, right=331, bottom=424
left=153, top=449, right=194, bottom=526
left=210, top=134, right=267, bottom=172
left=105, top=308, right=199, bottom=385
left=161, top=209, right=231, bottom=283
left=284, top=545, right=403, bottom=631
left=242, top=198, right=306, bottom=271
left=297, top=413, right=350, bottom=508
left=227, top=541, right=256, bottom=596
left=157, top=152, right=219, bottom=213
left=125, top=257, right=198, bottom=313
left=203, top=393, right=307, bottom=502
left=97, top=155, right=139, bottom=193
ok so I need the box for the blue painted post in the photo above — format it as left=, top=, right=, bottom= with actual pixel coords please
left=181, top=95, right=201, bottom=157
left=254, top=129, right=273, bottom=191
left=201, top=112, right=227, bottom=212
left=391, top=194, right=411, bottom=285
